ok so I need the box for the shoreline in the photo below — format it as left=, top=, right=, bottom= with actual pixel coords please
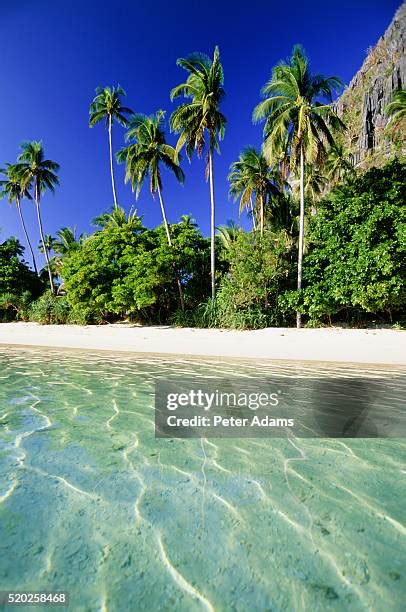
left=0, top=322, right=405, bottom=365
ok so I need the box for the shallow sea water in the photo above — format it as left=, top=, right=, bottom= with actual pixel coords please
left=0, top=346, right=405, bottom=611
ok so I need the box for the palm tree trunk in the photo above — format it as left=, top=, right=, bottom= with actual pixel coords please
left=16, top=197, right=38, bottom=275
left=157, top=184, right=185, bottom=311
left=260, top=193, right=264, bottom=236
left=250, top=196, right=256, bottom=231
left=35, top=182, right=54, bottom=294
left=108, top=114, right=118, bottom=208
left=296, top=146, right=305, bottom=329
left=208, top=149, right=216, bottom=301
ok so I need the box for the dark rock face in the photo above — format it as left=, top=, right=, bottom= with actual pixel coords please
left=335, top=3, right=405, bottom=168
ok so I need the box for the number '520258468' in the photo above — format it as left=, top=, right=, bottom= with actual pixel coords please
left=0, top=592, right=68, bottom=606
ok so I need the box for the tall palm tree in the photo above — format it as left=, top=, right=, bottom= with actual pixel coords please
left=253, top=45, right=344, bottom=327
left=0, top=163, right=38, bottom=274
left=117, top=110, right=185, bottom=309
left=16, top=141, right=59, bottom=293
left=89, top=85, right=132, bottom=208
left=228, top=147, right=281, bottom=235
left=170, top=46, right=226, bottom=300
left=385, top=88, right=406, bottom=126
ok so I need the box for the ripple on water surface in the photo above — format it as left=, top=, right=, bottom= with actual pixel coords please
left=0, top=347, right=405, bottom=611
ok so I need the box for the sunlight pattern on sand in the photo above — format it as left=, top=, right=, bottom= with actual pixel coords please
left=0, top=347, right=405, bottom=611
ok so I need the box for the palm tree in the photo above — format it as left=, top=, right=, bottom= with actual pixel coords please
left=53, top=226, right=86, bottom=256
left=170, top=46, right=226, bottom=300
left=179, top=214, right=198, bottom=228
left=92, top=206, right=141, bottom=230
left=385, top=88, right=406, bottom=126
left=0, top=163, right=38, bottom=274
left=216, top=221, right=243, bottom=250
left=55, top=227, right=85, bottom=252
left=89, top=85, right=132, bottom=208
left=228, top=147, right=281, bottom=235
left=228, top=150, right=257, bottom=231
left=37, top=235, right=59, bottom=278
left=16, top=141, right=59, bottom=293
left=38, top=234, right=56, bottom=254
left=50, top=227, right=86, bottom=288
left=325, top=143, right=353, bottom=184
left=290, top=164, right=328, bottom=204
left=253, top=45, right=344, bottom=327
left=117, top=110, right=185, bottom=309
left=117, top=111, right=184, bottom=243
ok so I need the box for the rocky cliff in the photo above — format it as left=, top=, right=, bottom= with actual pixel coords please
left=335, top=2, right=405, bottom=168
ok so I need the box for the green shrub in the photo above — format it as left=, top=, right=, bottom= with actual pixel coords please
left=0, top=291, right=33, bottom=322
left=0, top=237, right=43, bottom=321
left=62, top=212, right=211, bottom=324
left=29, top=291, right=71, bottom=324
left=215, top=230, right=293, bottom=329
left=172, top=230, right=293, bottom=330
left=286, top=159, right=406, bottom=325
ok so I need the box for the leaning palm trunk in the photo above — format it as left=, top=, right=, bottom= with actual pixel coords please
left=260, top=193, right=264, bottom=236
left=296, top=147, right=305, bottom=329
left=249, top=196, right=256, bottom=231
left=208, top=149, right=216, bottom=300
left=34, top=182, right=54, bottom=293
left=16, top=196, right=38, bottom=275
left=157, top=184, right=185, bottom=311
left=108, top=115, right=118, bottom=208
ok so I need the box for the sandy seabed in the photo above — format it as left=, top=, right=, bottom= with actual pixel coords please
left=0, top=322, right=404, bottom=365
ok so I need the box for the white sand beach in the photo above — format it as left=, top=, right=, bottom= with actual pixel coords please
left=0, top=322, right=404, bottom=365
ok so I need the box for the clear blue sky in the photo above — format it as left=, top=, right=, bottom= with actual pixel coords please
left=0, top=0, right=400, bottom=267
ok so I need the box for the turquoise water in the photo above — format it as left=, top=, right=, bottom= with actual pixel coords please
left=0, top=347, right=405, bottom=611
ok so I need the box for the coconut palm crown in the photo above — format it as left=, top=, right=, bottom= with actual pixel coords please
left=117, top=110, right=184, bottom=242
left=117, top=111, right=184, bottom=200
left=228, top=147, right=281, bottom=234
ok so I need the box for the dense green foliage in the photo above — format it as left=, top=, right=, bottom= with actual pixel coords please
left=284, top=160, right=406, bottom=323
left=216, top=230, right=293, bottom=328
left=0, top=238, right=43, bottom=321
left=1, top=159, right=405, bottom=328
left=61, top=211, right=210, bottom=324
left=29, top=291, right=71, bottom=325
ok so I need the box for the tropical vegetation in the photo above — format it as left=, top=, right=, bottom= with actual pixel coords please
left=1, top=46, right=404, bottom=328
